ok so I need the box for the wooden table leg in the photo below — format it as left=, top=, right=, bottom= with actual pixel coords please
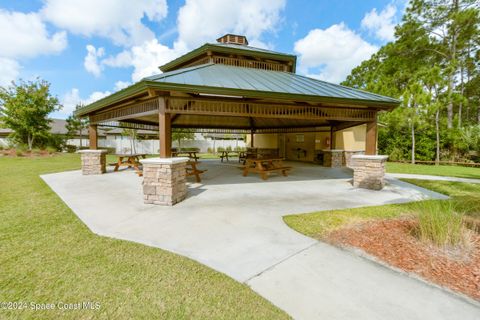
left=132, top=156, right=140, bottom=172
left=258, top=161, right=268, bottom=180
left=126, top=156, right=133, bottom=168
left=242, top=161, right=250, bottom=177
left=114, top=157, right=123, bottom=171
left=190, top=162, right=201, bottom=183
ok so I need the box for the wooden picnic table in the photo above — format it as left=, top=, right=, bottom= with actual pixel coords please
left=186, top=160, right=207, bottom=183
left=172, top=151, right=199, bottom=162
left=242, top=158, right=292, bottom=180
left=219, top=150, right=245, bottom=162
left=111, top=153, right=147, bottom=176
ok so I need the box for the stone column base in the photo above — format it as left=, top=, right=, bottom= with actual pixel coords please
left=323, top=149, right=344, bottom=168
left=344, top=150, right=365, bottom=168
left=351, top=155, right=388, bottom=190
left=78, top=150, right=107, bottom=175
left=140, top=157, right=189, bottom=206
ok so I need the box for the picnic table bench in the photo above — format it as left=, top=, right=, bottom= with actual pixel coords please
left=110, top=153, right=147, bottom=176
left=186, top=160, right=207, bottom=183
left=219, top=150, right=245, bottom=162
left=172, top=150, right=199, bottom=162
left=242, top=158, right=291, bottom=180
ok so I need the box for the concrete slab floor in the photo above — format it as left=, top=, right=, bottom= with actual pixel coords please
left=41, top=160, right=479, bottom=319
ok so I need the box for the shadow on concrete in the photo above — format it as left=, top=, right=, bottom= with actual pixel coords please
left=192, top=159, right=354, bottom=186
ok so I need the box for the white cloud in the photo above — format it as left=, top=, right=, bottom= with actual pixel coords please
left=0, top=58, right=21, bottom=87
left=174, top=0, right=286, bottom=50
left=87, top=90, right=111, bottom=103
left=114, top=81, right=130, bottom=91
left=41, top=0, right=168, bottom=46
left=101, top=50, right=133, bottom=68
left=361, top=4, right=397, bottom=42
left=60, top=88, right=82, bottom=116
left=0, top=9, right=67, bottom=59
left=84, top=45, right=105, bottom=77
left=99, top=0, right=286, bottom=82
left=129, top=40, right=181, bottom=81
left=103, top=39, right=181, bottom=82
left=0, top=9, right=67, bottom=86
left=294, top=23, right=378, bottom=83
left=60, top=88, right=112, bottom=117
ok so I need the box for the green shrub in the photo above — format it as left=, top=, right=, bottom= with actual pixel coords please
left=0, top=145, right=3, bottom=151
left=226, top=146, right=232, bottom=151
left=33, top=133, right=65, bottom=151
left=16, top=149, right=24, bottom=157
left=415, top=201, right=468, bottom=248
left=217, top=147, right=225, bottom=152
left=65, top=144, right=77, bottom=153
left=207, top=147, right=213, bottom=153
left=46, top=146, right=57, bottom=154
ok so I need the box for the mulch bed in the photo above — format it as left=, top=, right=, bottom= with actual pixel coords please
left=326, top=218, right=480, bottom=301
left=0, top=149, right=54, bottom=157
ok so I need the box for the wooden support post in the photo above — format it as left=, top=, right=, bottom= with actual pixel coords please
left=330, top=126, right=336, bottom=150
left=88, top=123, right=98, bottom=150
left=366, top=118, right=378, bottom=155
left=159, top=98, right=172, bottom=157
left=250, top=130, right=254, bottom=148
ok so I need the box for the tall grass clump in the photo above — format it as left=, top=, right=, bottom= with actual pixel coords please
left=415, top=201, right=469, bottom=248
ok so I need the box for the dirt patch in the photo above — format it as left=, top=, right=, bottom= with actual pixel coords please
left=326, top=218, right=480, bottom=301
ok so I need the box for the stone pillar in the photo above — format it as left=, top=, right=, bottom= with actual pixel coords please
left=140, top=157, right=189, bottom=206
left=322, top=149, right=344, bottom=168
left=351, top=155, right=388, bottom=190
left=78, top=150, right=107, bottom=175
left=343, top=150, right=365, bottom=168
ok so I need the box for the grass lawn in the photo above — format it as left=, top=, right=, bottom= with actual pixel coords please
left=386, top=162, right=480, bottom=179
left=0, top=154, right=288, bottom=319
left=284, top=179, right=480, bottom=239
left=198, top=153, right=221, bottom=159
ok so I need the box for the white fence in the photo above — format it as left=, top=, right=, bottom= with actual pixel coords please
left=1, top=134, right=246, bottom=154
left=66, top=135, right=246, bottom=154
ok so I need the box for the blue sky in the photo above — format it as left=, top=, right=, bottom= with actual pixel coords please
left=0, top=0, right=406, bottom=119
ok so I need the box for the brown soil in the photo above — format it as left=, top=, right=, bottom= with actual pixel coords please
left=326, top=218, right=480, bottom=301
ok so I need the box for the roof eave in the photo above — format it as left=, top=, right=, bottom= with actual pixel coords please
left=74, top=81, right=149, bottom=117
left=75, top=80, right=400, bottom=117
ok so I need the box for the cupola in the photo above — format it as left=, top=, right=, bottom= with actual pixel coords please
left=216, top=34, right=249, bottom=45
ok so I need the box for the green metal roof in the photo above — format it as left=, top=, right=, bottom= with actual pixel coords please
left=159, top=43, right=296, bottom=72
left=149, top=63, right=400, bottom=104
left=76, top=63, right=400, bottom=116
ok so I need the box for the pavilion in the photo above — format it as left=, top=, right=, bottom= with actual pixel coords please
left=75, top=34, right=400, bottom=205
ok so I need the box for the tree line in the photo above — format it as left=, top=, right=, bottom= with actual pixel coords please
left=343, top=0, right=480, bottom=163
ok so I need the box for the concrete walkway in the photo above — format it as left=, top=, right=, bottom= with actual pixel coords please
left=388, top=173, right=480, bottom=184
left=41, top=161, right=479, bottom=319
